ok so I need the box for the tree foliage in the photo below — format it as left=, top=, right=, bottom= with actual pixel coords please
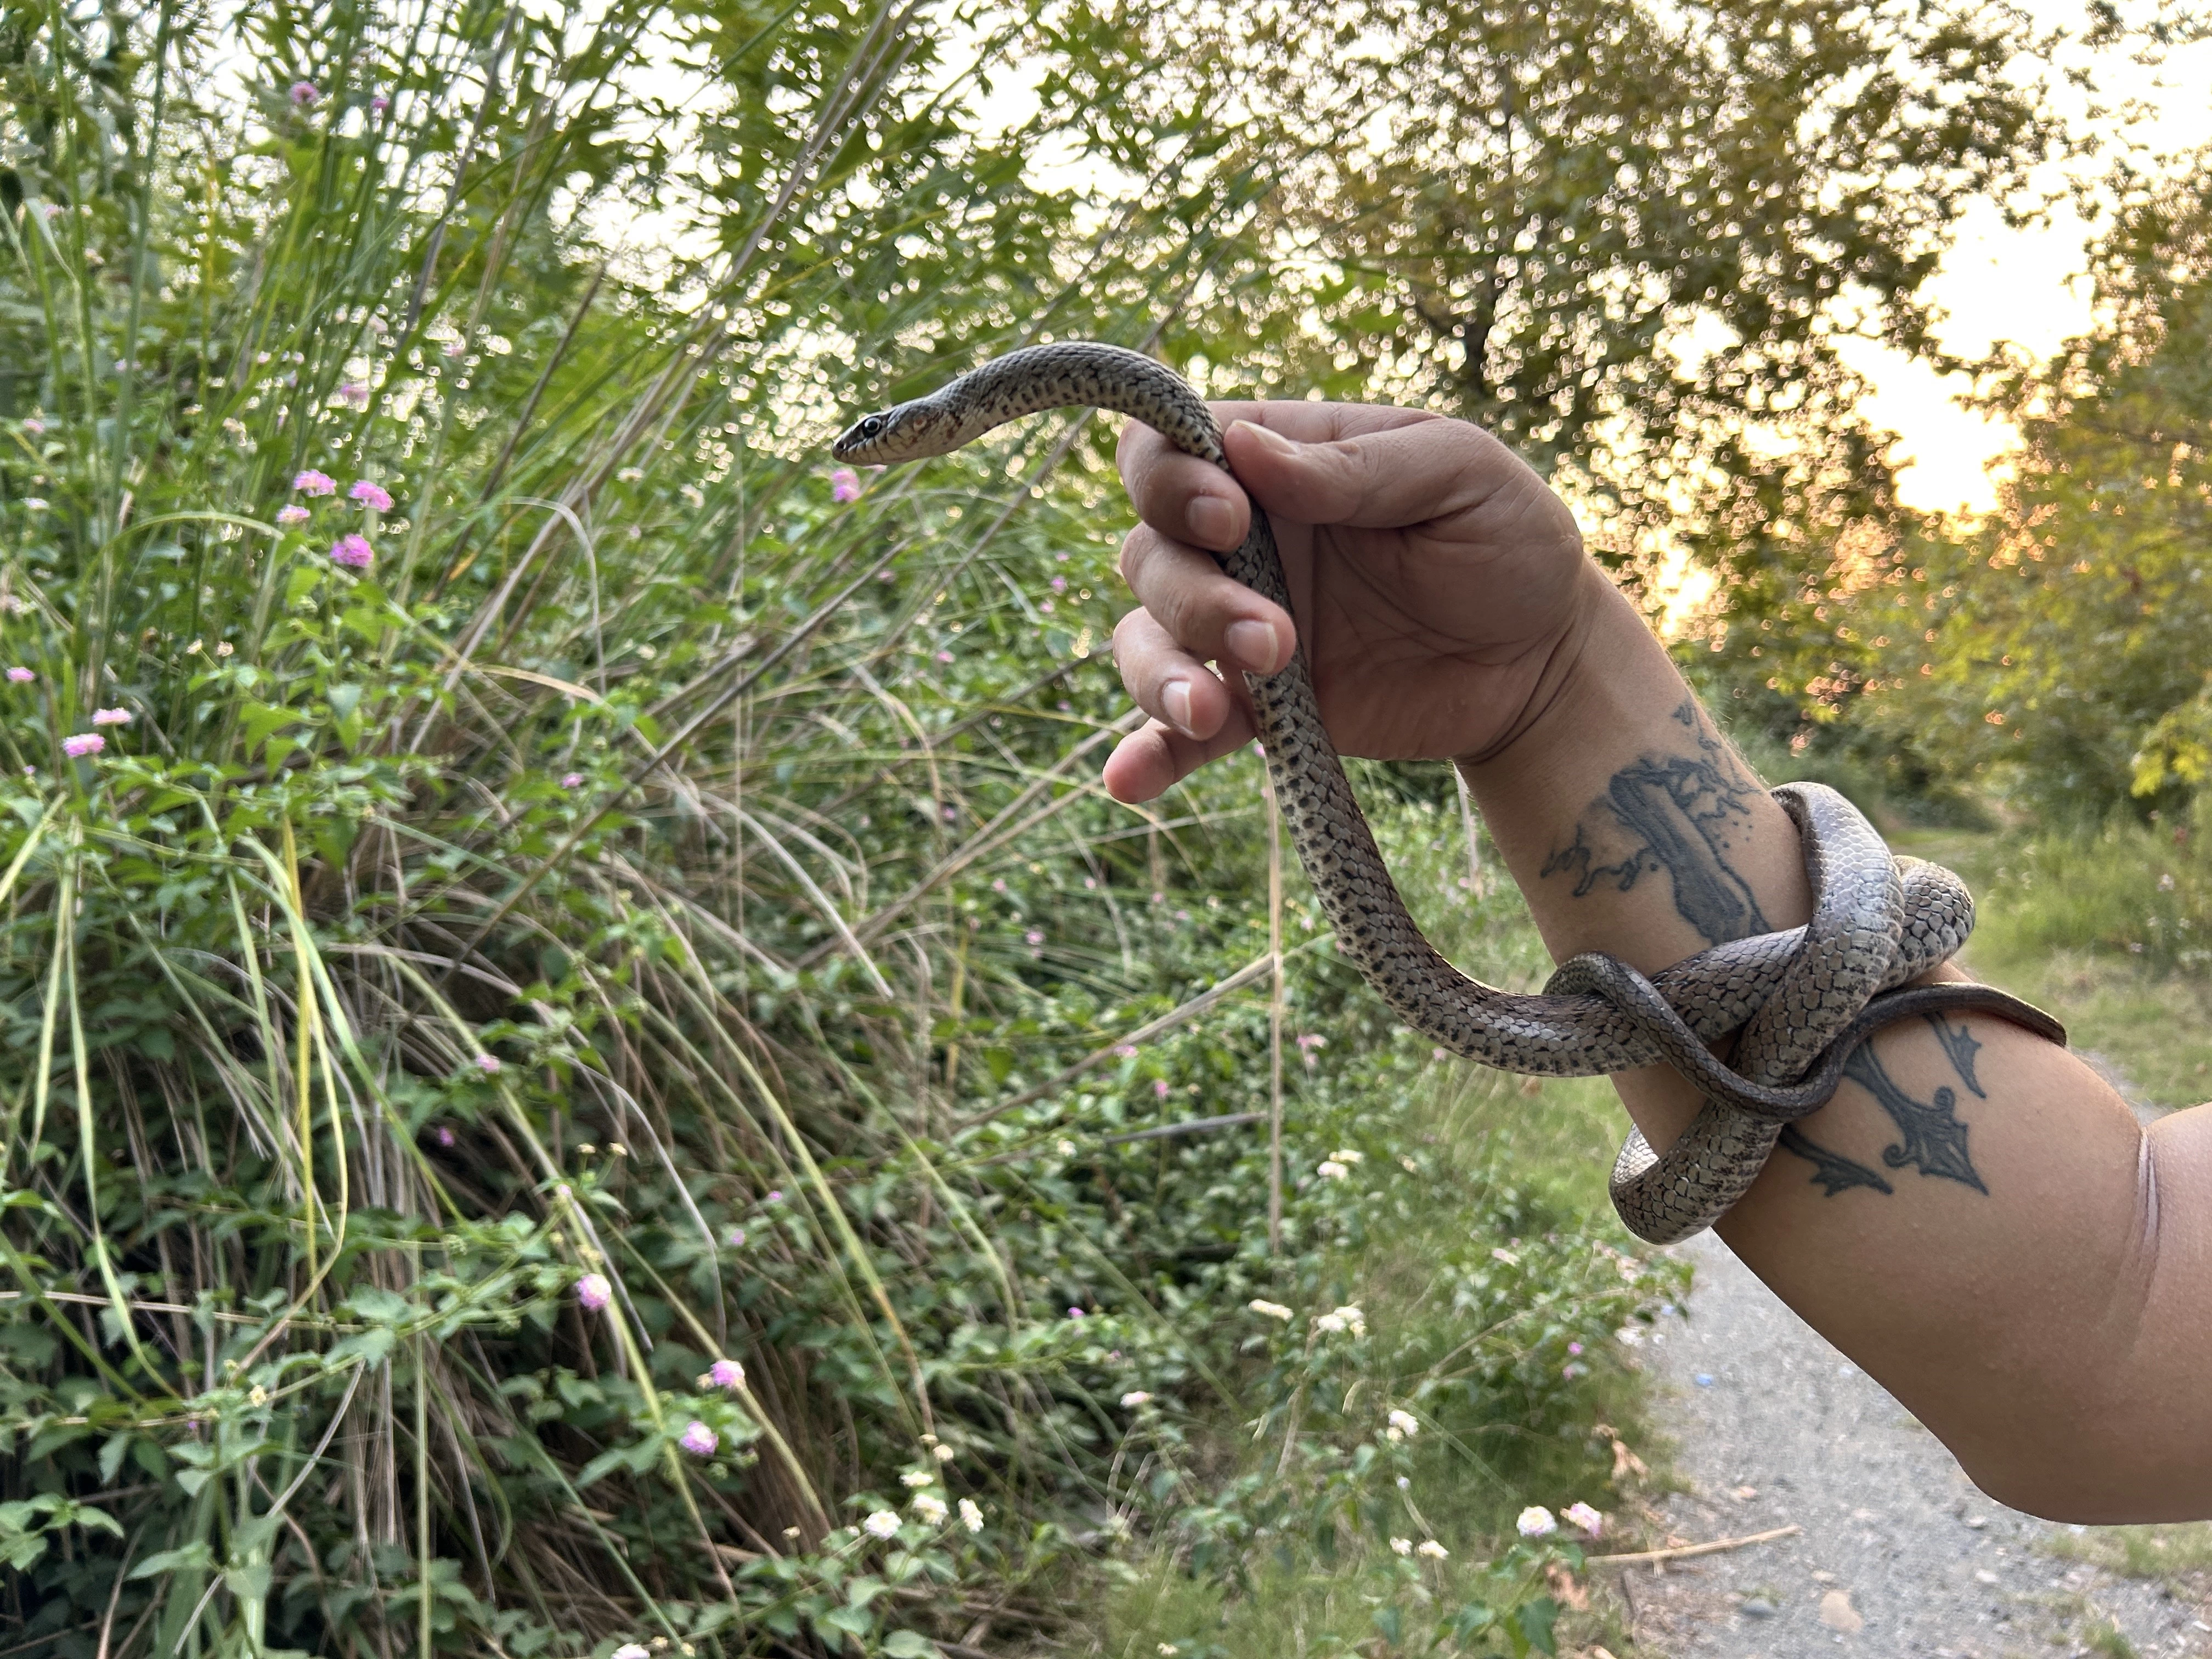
left=1853, top=156, right=2212, bottom=816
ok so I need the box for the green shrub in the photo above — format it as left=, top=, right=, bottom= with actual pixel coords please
left=0, top=5, right=1673, bottom=1653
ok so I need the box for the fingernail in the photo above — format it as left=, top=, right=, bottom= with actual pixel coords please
left=1232, top=420, right=1296, bottom=455
left=1224, top=619, right=1279, bottom=672
left=1163, top=679, right=1195, bottom=735
left=1186, top=495, right=1235, bottom=546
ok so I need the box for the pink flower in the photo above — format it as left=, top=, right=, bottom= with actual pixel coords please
left=1050, top=575, right=1067, bottom=592
left=1025, top=929, right=1043, bottom=945
left=276, top=504, right=311, bottom=527
left=708, top=1359, right=746, bottom=1389
left=474, top=1054, right=500, bottom=1074
left=724, top=1227, right=746, bottom=1247
left=935, top=650, right=953, bottom=663
left=370, top=94, right=390, bottom=114
left=21, top=419, right=43, bottom=435
left=1567, top=1341, right=1584, bottom=1356
left=831, top=467, right=861, bottom=502
left=62, top=733, right=103, bottom=758
left=560, top=772, right=585, bottom=788
left=290, top=81, right=319, bottom=106
left=1152, top=1079, right=1170, bottom=1100
left=348, top=479, right=393, bottom=512
left=336, top=382, right=370, bottom=408
left=435, top=1126, right=456, bottom=1148
left=575, top=1272, right=612, bottom=1312
left=1066, top=1306, right=1086, bottom=1319
left=1564, top=1502, right=1604, bottom=1538
left=293, top=470, right=336, bottom=496
left=679, top=1421, right=718, bottom=1457
left=90, top=708, right=130, bottom=727
left=765, top=1189, right=783, bottom=1202
left=5, top=668, right=32, bottom=683
left=330, top=533, right=373, bottom=569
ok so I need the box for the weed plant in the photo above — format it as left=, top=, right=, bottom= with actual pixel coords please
left=0, top=4, right=1674, bottom=1653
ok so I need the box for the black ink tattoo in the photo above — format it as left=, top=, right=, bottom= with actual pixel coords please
left=1540, top=700, right=1770, bottom=946
left=1777, top=1126, right=1893, bottom=1197
left=1780, top=1015, right=1990, bottom=1198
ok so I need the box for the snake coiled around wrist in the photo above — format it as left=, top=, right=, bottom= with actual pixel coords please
left=834, top=342, right=2064, bottom=1243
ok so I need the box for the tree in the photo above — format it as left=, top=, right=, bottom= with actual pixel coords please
left=1862, top=155, right=2212, bottom=815
left=1038, top=0, right=2066, bottom=596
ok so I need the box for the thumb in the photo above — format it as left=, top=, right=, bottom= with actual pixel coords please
left=1223, top=415, right=1515, bottom=531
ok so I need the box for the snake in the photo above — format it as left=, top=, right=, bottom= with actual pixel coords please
left=833, top=342, right=2065, bottom=1243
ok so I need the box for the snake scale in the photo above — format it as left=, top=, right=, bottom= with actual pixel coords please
left=834, top=342, right=2065, bottom=1242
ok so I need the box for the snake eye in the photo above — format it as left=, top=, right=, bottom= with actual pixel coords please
left=858, top=415, right=884, bottom=437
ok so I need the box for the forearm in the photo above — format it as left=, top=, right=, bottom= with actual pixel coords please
left=1460, top=561, right=2212, bottom=1520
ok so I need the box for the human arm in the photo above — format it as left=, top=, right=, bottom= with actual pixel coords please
left=1105, top=403, right=2212, bottom=1521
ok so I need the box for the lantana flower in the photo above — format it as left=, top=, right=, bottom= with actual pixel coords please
left=1516, top=1505, right=1557, bottom=1538
left=678, top=1421, right=717, bottom=1457
left=831, top=467, right=860, bottom=502
left=349, top=479, right=393, bottom=511
left=276, top=504, right=311, bottom=527
left=1416, top=1539, right=1449, bottom=1559
left=707, top=1359, right=746, bottom=1389
left=294, top=469, right=336, bottom=495
left=6, top=668, right=32, bottom=683
left=91, top=708, right=130, bottom=727
left=862, top=1510, right=901, bottom=1540
left=1119, top=1391, right=1152, bottom=1408
left=1248, top=1300, right=1293, bottom=1321
left=1386, top=1409, right=1419, bottom=1441
left=1564, top=1501, right=1605, bottom=1538
left=331, top=534, right=373, bottom=569
left=958, top=1497, right=984, bottom=1532
left=62, top=733, right=104, bottom=758
left=912, top=1492, right=947, bottom=1525
left=575, top=1272, right=612, bottom=1312
left=473, top=1054, right=500, bottom=1074
left=290, top=81, right=319, bottom=106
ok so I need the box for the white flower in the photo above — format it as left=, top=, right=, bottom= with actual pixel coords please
left=1389, top=1536, right=1413, bottom=1555
left=862, top=1510, right=901, bottom=1539
left=1314, top=1304, right=1366, bottom=1336
left=1516, top=1505, right=1558, bottom=1538
left=1119, top=1390, right=1152, bottom=1408
left=1417, top=1539, right=1449, bottom=1560
left=1387, top=1409, right=1419, bottom=1440
left=1248, top=1299, right=1293, bottom=1321
left=1331, top=1148, right=1364, bottom=1164
left=912, top=1492, right=947, bottom=1525
left=958, top=1497, right=984, bottom=1533
left=1316, top=1159, right=1350, bottom=1181
left=613, top=1646, right=651, bottom=1659
left=1056, top=1137, right=1077, bottom=1155
left=901, top=1470, right=935, bottom=1488
left=1490, top=1246, right=1521, bottom=1266
left=933, top=1443, right=957, bottom=1462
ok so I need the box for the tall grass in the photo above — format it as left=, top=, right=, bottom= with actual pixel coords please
left=0, top=4, right=1674, bottom=1652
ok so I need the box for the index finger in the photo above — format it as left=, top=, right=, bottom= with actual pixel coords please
left=1115, top=400, right=1267, bottom=555
left=1115, top=399, right=1447, bottom=552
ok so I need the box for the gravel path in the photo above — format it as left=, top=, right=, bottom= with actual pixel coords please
left=1622, top=1079, right=2208, bottom=1659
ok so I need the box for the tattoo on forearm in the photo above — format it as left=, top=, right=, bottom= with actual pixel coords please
left=1780, top=1014, right=1989, bottom=1199
left=1777, top=1126, right=1894, bottom=1197
left=1539, top=700, right=1770, bottom=947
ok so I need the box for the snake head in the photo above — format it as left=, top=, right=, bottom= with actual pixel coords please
left=832, top=398, right=955, bottom=464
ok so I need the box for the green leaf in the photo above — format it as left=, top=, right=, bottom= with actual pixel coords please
left=882, top=1632, right=939, bottom=1657
left=130, top=1542, right=217, bottom=1579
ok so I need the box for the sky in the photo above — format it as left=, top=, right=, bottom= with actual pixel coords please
left=1841, top=18, right=2212, bottom=516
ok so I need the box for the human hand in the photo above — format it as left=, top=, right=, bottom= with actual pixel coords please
left=1102, top=402, right=1596, bottom=803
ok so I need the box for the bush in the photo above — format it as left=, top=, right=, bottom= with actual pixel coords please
left=0, top=5, right=1672, bottom=1653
